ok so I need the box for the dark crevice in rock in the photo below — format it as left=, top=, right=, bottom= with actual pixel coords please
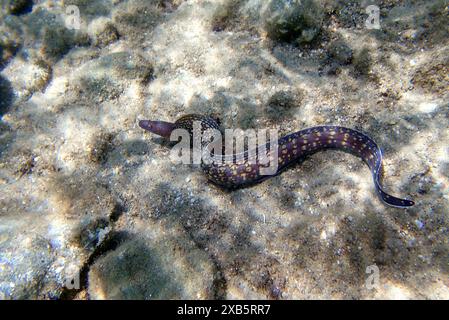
left=7, top=0, right=34, bottom=15
left=211, top=257, right=227, bottom=300
left=60, top=230, right=129, bottom=300
left=0, top=75, right=14, bottom=117
left=110, top=201, right=126, bottom=222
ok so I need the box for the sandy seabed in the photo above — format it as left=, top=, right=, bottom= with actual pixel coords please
left=0, top=0, right=448, bottom=299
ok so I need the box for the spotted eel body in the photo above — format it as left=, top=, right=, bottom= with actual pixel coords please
left=139, top=114, right=414, bottom=208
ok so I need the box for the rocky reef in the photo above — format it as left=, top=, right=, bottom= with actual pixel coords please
left=0, top=0, right=448, bottom=299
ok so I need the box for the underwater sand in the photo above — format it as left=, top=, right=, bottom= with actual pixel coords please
left=0, top=0, right=448, bottom=299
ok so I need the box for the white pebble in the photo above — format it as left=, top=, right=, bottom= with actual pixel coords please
left=414, top=219, right=424, bottom=230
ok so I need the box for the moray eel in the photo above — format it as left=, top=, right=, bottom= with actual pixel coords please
left=139, top=114, right=414, bottom=208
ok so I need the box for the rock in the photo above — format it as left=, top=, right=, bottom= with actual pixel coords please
left=83, top=51, right=154, bottom=82
left=328, top=40, right=353, bottom=65
left=41, top=26, right=91, bottom=63
left=414, top=0, right=449, bottom=47
left=76, top=75, right=123, bottom=103
left=353, top=47, right=372, bottom=76
left=263, top=0, right=324, bottom=45
left=69, top=51, right=154, bottom=103
left=2, top=58, right=51, bottom=99
left=266, top=89, right=303, bottom=120
left=412, top=59, right=449, bottom=95
left=0, top=219, right=56, bottom=299
left=63, top=0, right=111, bottom=20
left=0, top=170, right=117, bottom=299
left=0, top=213, right=110, bottom=299
left=88, top=226, right=215, bottom=299
left=87, top=132, right=115, bottom=164
left=0, top=19, right=23, bottom=68
left=88, top=19, right=120, bottom=48
left=112, top=1, right=163, bottom=44
left=0, top=0, right=448, bottom=301
left=211, top=0, right=243, bottom=32
left=95, top=23, right=120, bottom=47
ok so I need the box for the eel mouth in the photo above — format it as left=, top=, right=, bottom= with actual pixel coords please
left=138, top=120, right=152, bottom=131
